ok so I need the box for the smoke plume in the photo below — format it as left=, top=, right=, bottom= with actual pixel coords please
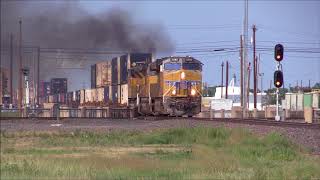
left=1, top=1, right=174, bottom=51
left=1, top=1, right=174, bottom=90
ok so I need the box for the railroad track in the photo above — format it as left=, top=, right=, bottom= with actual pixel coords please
left=1, top=116, right=319, bottom=129
left=137, top=116, right=320, bottom=129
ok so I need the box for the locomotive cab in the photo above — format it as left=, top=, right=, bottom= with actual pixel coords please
left=160, top=57, right=203, bottom=116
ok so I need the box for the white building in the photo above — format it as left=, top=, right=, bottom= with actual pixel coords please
left=212, top=78, right=267, bottom=110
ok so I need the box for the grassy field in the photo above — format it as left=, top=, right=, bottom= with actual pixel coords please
left=1, top=127, right=320, bottom=179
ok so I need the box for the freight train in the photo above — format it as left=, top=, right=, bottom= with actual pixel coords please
left=40, top=53, right=203, bottom=117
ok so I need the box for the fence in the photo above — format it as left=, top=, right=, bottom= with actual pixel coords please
left=0, top=108, right=52, bottom=118
left=0, top=106, right=131, bottom=119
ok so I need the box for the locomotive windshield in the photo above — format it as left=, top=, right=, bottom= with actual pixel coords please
left=164, top=63, right=181, bottom=70
left=182, top=63, right=202, bottom=71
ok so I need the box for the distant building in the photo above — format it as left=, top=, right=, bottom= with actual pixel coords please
left=0, top=68, right=10, bottom=105
left=204, top=77, right=267, bottom=110
left=214, top=86, right=266, bottom=110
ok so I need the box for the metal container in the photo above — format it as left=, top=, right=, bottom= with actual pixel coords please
left=120, top=55, right=128, bottom=84
left=111, top=57, right=119, bottom=85
left=120, top=84, right=128, bottom=105
left=49, top=95, right=54, bottom=103
left=104, top=86, right=110, bottom=103
left=290, top=94, right=297, bottom=110
left=39, top=81, right=51, bottom=97
left=303, top=93, right=313, bottom=108
left=67, top=92, right=73, bottom=105
left=59, top=93, right=66, bottom=104
left=285, top=94, right=291, bottom=110
left=129, top=53, right=152, bottom=68
left=80, top=89, right=85, bottom=104
left=50, top=78, right=67, bottom=95
left=97, top=88, right=104, bottom=102
left=312, top=93, right=319, bottom=108
left=96, top=61, right=111, bottom=87
left=91, top=64, right=96, bottom=88
left=111, top=85, right=118, bottom=103
left=297, top=93, right=304, bottom=111
left=85, top=89, right=95, bottom=103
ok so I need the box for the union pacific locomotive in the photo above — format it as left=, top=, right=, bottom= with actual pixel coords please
left=40, top=53, right=203, bottom=117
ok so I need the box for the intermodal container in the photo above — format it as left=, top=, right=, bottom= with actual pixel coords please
left=50, top=78, right=67, bottom=94
left=97, top=87, right=104, bottom=102
left=120, top=84, right=128, bottom=105
left=120, top=55, right=128, bottom=84
left=129, top=53, right=152, bottom=68
left=67, top=92, right=73, bottom=105
left=91, top=65, right=96, bottom=88
left=104, top=86, right=110, bottom=103
left=80, top=89, right=85, bottom=104
left=111, top=57, right=119, bottom=85
left=303, top=94, right=313, bottom=108
left=312, top=93, right=319, bottom=108
left=290, top=94, right=297, bottom=110
left=112, top=85, right=118, bottom=103
left=96, top=61, right=111, bottom=87
left=39, top=81, right=51, bottom=97
left=285, top=94, right=291, bottom=110
left=76, top=90, right=81, bottom=104
left=297, top=93, right=304, bottom=111
left=85, top=89, right=94, bottom=103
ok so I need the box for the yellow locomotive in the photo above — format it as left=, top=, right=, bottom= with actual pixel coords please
left=41, top=54, right=202, bottom=117
left=128, top=56, right=202, bottom=117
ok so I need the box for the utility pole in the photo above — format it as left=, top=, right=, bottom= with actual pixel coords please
left=221, top=62, right=224, bottom=98
left=10, top=34, right=14, bottom=104
left=240, top=35, right=243, bottom=107
left=252, top=25, right=257, bottom=109
left=300, top=80, right=302, bottom=89
left=259, top=72, right=264, bottom=109
left=270, top=80, right=272, bottom=90
left=309, top=80, right=311, bottom=88
left=225, top=61, right=229, bottom=99
left=18, top=19, right=23, bottom=112
left=247, top=62, right=251, bottom=109
left=37, top=47, right=40, bottom=105
left=243, top=0, right=249, bottom=117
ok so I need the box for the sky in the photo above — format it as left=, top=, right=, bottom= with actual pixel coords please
left=1, top=0, right=320, bottom=91
left=80, top=0, right=320, bottom=89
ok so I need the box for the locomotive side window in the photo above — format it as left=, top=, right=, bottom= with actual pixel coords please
left=182, top=63, right=202, bottom=71
left=164, top=63, right=181, bottom=70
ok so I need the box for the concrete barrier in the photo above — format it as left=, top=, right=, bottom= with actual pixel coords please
left=265, top=106, right=276, bottom=118
left=253, top=108, right=258, bottom=118
left=220, top=109, right=225, bottom=118
left=231, top=106, right=243, bottom=118
left=304, top=107, right=313, bottom=123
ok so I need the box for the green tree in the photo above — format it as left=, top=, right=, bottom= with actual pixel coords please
left=313, top=82, right=320, bottom=89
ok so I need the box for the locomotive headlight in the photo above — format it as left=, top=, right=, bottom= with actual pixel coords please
left=191, top=89, right=196, bottom=96
left=180, top=72, right=186, bottom=80
left=172, top=89, right=177, bottom=95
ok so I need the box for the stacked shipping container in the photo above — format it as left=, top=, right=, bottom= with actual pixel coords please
left=43, top=53, right=152, bottom=106
left=50, top=78, right=67, bottom=95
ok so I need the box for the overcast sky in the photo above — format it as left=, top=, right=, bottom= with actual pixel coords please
left=1, top=0, right=319, bottom=91
left=80, top=0, right=320, bottom=89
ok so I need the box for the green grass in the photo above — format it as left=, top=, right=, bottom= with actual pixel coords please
left=1, top=127, right=320, bottom=179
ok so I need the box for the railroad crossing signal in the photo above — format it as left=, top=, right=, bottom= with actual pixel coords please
left=274, top=44, right=284, bottom=61
left=274, top=70, right=283, bottom=88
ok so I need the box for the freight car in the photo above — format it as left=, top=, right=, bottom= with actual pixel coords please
left=42, top=54, right=202, bottom=117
